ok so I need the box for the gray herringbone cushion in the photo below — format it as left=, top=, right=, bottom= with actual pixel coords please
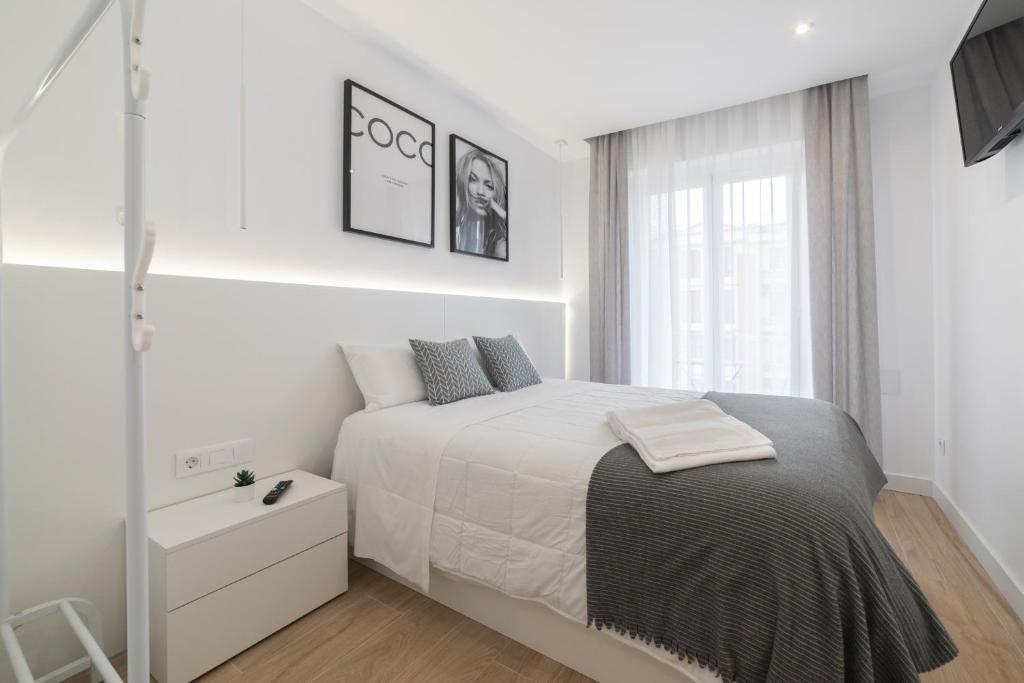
left=473, top=335, right=542, bottom=392
left=409, top=338, right=494, bottom=405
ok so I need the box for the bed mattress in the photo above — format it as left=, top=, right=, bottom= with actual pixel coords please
left=332, top=379, right=697, bottom=621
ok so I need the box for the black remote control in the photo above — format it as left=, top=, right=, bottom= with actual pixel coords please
left=262, top=480, right=293, bottom=505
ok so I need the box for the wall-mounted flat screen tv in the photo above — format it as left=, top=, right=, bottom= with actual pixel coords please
left=951, top=0, right=1024, bottom=166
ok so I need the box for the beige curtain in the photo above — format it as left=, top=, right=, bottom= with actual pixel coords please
left=804, top=75, right=883, bottom=460
left=587, top=131, right=630, bottom=384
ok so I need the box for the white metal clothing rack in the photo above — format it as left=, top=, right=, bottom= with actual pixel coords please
left=0, top=0, right=154, bottom=681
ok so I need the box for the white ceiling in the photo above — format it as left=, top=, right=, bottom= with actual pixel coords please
left=309, top=0, right=977, bottom=157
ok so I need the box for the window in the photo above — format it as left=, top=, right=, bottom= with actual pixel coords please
left=626, top=91, right=808, bottom=397
left=630, top=161, right=807, bottom=396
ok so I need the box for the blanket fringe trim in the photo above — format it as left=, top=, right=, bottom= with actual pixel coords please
left=588, top=616, right=738, bottom=683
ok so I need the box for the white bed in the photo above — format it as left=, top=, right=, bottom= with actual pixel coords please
left=332, top=379, right=719, bottom=683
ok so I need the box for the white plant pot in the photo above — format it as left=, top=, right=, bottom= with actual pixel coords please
left=234, top=485, right=255, bottom=503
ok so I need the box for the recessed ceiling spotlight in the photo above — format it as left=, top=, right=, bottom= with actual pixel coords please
left=794, top=22, right=814, bottom=36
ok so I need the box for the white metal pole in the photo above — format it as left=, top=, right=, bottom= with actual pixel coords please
left=119, top=2, right=150, bottom=681
left=122, top=112, right=150, bottom=683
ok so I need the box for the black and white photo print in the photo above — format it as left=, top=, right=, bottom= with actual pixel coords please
left=449, top=135, right=508, bottom=261
left=343, top=80, right=435, bottom=247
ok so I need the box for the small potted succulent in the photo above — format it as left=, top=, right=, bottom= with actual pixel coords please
left=233, top=469, right=256, bottom=502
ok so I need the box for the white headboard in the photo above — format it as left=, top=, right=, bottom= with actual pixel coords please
left=6, top=265, right=564, bottom=506
left=6, top=266, right=561, bottom=497
left=149, top=272, right=564, bottom=493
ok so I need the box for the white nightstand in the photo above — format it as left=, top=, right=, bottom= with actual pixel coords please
left=148, top=470, right=347, bottom=683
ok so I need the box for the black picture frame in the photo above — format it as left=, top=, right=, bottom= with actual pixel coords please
left=343, top=79, right=435, bottom=247
left=449, top=134, right=509, bottom=262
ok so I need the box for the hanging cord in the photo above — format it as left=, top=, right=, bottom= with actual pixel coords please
left=557, top=139, right=567, bottom=280
left=239, top=0, right=247, bottom=230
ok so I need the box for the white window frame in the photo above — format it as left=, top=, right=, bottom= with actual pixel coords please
left=653, top=154, right=804, bottom=395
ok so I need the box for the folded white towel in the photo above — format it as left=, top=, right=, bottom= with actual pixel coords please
left=607, top=399, right=777, bottom=473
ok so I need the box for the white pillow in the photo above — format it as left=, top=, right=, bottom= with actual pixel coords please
left=339, top=343, right=427, bottom=412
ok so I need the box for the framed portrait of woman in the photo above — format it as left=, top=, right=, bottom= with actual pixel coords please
left=343, top=80, right=435, bottom=247
left=449, top=135, right=509, bottom=261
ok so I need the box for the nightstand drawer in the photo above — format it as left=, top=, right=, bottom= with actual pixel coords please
left=165, top=533, right=347, bottom=683
left=164, top=489, right=346, bottom=610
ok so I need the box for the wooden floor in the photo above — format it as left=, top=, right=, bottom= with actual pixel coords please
left=79, top=491, right=1023, bottom=682
left=873, top=491, right=1024, bottom=682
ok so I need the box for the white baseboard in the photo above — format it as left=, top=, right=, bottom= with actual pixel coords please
left=883, top=472, right=934, bottom=496
left=932, top=483, right=1024, bottom=624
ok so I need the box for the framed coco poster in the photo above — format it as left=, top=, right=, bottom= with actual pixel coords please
left=343, top=80, right=435, bottom=247
left=449, top=134, right=509, bottom=261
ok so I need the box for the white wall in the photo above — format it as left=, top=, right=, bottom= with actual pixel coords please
left=869, top=84, right=937, bottom=483
left=0, top=0, right=561, bottom=302
left=562, top=157, right=590, bottom=381
left=869, top=66, right=1024, bottom=619
left=0, top=0, right=567, bottom=676
left=929, top=70, right=1024, bottom=615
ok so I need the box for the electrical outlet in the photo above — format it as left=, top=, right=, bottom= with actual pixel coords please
left=175, top=438, right=253, bottom=478
left=175, top=448, right=206, bottom=478
left=938, top=438, right=948, bottom=458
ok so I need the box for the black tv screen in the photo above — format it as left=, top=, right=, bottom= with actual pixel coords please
left=951, top=0, right=1024, bottom=166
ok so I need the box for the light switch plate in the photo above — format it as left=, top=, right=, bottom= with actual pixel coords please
left=174, top=438, right=253, bottom=478
left=208, top=448, right=231, bottom=467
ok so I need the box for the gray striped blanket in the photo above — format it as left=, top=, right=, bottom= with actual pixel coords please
left=586, top=392, right=957, bottom=683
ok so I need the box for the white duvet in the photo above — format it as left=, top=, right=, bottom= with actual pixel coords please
left=331, top=379, right=699, bottom=622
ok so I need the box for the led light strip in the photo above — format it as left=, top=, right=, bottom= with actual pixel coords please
left=2, top=256, right=566, bottom=304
